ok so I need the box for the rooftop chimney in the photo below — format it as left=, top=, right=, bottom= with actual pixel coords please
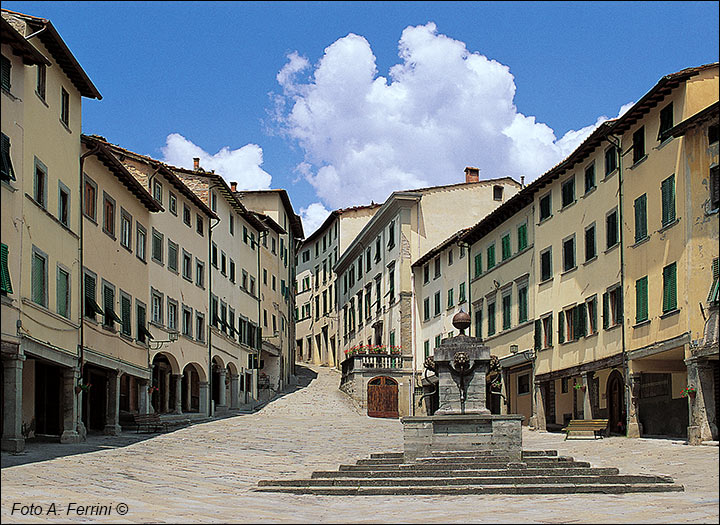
left=193, top=157, right=200, bottom=171
left=464, top=166, right=480, bottom=183
left=520, top=176, right=525, bottom=188
left=230, top=182, right=238, bottom=192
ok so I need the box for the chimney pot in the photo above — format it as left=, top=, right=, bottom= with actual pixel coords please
left=230, top=182, right=237, bottom=192
left=520, top=176, right=525, bottom=188
left=464, top=166, right=480, bottom=183
left=193, top=157, right=200, bottom=170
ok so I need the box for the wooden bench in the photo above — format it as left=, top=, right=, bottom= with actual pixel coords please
left=562, top=419, right=608, bottom=440
left=131, top=413, right=169, bottom=433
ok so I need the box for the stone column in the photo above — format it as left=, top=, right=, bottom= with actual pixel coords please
left=532, top=381, right=547, bottom=431
left=229, top=374, right=239, bottom=409
left=60, top=367, right=81, bottom=444
left=217, top=369, right=227, bottom=407
left=162, top=370, right=170, bottom=413
left=104, top=370, right=122, bottom=435
left=185, top=374, right=192, bottom=412
left=685, top=357, right=715, bottom=444
left=138, top=379, right=149, bottom=415
left=199, top=381, right=209, bottom=416
left=582, top=371, right=594, bottom=420
left=626, top=372, right=642, bottom=438
left=500, top=368, right=510, bottom=415
left=172, top=374, right=183, bottom=414
left=1, top=354, right=25, bottom=452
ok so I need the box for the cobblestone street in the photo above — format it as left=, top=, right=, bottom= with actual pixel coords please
left=1, top=364, right=718, bottom=524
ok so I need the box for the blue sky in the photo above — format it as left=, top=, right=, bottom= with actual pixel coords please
left=4, top=1, right=718, bottom=234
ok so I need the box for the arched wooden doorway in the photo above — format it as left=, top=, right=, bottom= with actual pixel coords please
left=607, top=370, right=626, bottom=435
left=367, top=376, right=399, bottom=418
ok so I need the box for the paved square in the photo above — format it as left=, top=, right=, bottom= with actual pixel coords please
left=2, top=365, right=718, bottom=523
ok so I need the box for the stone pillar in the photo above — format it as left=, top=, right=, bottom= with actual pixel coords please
left=500, top=368, right=510, bottom=415
left=138, top=379, right=149, bottom=415
left=1, top=354, right=25, bottom=452
left=626, top=372, right=642, bottom=438
left=185, top=374, right=192, bottom=412
left=172, top=374, right=183, bottom=414
left=229, top=374, right=239, bottom=409
left=60, top=367, right=81, bottom=444
left=199, top=381, right=209, bottom=416
left=162, top=370, right=170, bottom=413
left=532, top=381, right=547, bottom=431
left=685, top=357, right=716, bottom=444
left=104, top=370, right=122, bottom=435
left=217, top=369, right=227, bottom=407
left=582, top=371, right=594, bottom=420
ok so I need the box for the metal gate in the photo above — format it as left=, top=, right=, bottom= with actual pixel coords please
left=367, top=376, right=399, bottom=418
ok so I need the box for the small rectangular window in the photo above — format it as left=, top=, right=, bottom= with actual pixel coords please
left=167, top=240, right=178, bottom=272
left=605, top=146, right=618, bottom=175
left=152, top=229, right=163, bottom=263
left=563, top=235, right=576, bottom=272
left=539, top=193, right=552, bottom=221
left=120, top=211, right=132, bottom=249
left=103, top=193, right=115, bottom=237
left=474, top=253, right=482, bottom=278
left=136, top=224, right=146, bottom=261
left=710, top=165, right=719, bottom=212
left=168, top=192, right=177, bottom=215
left=661, top=174, right=676, bottom=226
left=493, top=185, right=504, bottom=201
left=197, top=215, right=204, bottom=236
left=121, top=293, right=132, bottom=336
left=151, top=289, right=163, bottom=325
left=487, top=301, right=496, bottom=336
left=34, top=159, right=47, bottom=208
left=84, top=177, right=97, bottom=220
left=561, top=176, right=575, bottom=207
left=195, top=259, right=204, bottom=288
left=423, top=297, right=430, bottom=321
left=182, top=305, right=193, bottom=337
left=606, top=210, right=618, bottom=249
left=183, top=204, right=191, bottom=226
left=658, top=103, right=673, bottom=141
left=56, top=266, right=70, bottom=318
left=487, top=244, right=495, bottom=269
left=517, top=223, right=527, bottom=252
left=1, top=132, right=16, bottom=182
left=632, top=126, right=645, bottom=164
left=447, top=288, right=454, bottom=308
left=0, top=243, right=13, bottom=295
left=153, top=180, right=163, bottom=203
left=58, top=184, right=70, bottom=227
left=1, top=55, right=11, bottom=91
left=434, top=291, right=441, bottom=316
left=502, top=293, right=511, bottom=330
left=584, top=163, right=596, bottom=193
left=585, top=224, right=596, bottom=261
left=31, top=249, right=47, bottom=307
left=60, top=87, right=70, bottom=126
left=182, top=250, right=192, bottom=281
left=518, top=285, right=528, bottom=324
left=434, top=257, right=441, bottom=278
left=540, top=248, right=552, bottom=282
left=634, top=194, right=648, bottom=242
left=501, top=234, right=511, bottom=261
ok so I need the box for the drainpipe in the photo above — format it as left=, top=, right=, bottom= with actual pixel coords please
left=24, top=25, right=48, bottom=40
left=256, top=229, right=267, bottom=404
left=207, top=184, right=223, bottom=416
left=607, top=133, right=630, bottom=434
left=410, top=267, right=417, bottom=415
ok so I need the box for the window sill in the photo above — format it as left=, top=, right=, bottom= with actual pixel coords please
left=585, top=330, right=599, bottom=338
left=603, top=168, right=618, bottom=182
left=2, top=87, right=20, bottom=101
left=35, top=91, right=49, bottom=107
left=537, top=215, right=553, bottom=226
left=152, top=258, right=164, bottom=267
left=560, top=200, right=577, bottom=212
left=658, top=218, right=680, bottom=234
left=59, top=119, right=72, bottom=134
left=103, top=230, right=116, bottom=241
left=657, top=136, right=673, bottom=149
left=631, top=236, right=650, bottom=248
left=604, top=242, right=619, bottom=255
left=583, top=256, right=597, bottom=266
left=25, top=193, right=79, bottom=238
left=120, top=243, right=133, bottom=254
left=633, top=319, right=651, bottom=328
left=604, top=322, right=621, bottom=332
left=538, top=277, right=553, bottom=286
left=629, top=154, right=648, bottom=169
left=182, top=275, right=192, bottom=283
left=660, top=308, right=680, bottom=320
left=582, top=186, right=597, bottom=199
left=561, top=266, right=578, bottom=276
left=1, top=179, right=18, bottom=192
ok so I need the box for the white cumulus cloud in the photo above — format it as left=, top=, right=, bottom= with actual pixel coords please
left=299, top=202, right=332, bottom=238
left=161, top=133, right=272, bottom=190
left=273, top=22, right=632, bottom=209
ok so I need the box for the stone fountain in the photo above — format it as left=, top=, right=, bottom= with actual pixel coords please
left=402, top=311, right=523, bottom=461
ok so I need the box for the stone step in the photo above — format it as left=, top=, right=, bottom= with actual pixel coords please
left=356, top=458, right=404, bottom=465
left=339, top=460, right=592, bottom=471
left=428, top=450, right=557, bottom=458
left=260, top=474, right=674, bottom=488
left=255, top=483, right=684, bottom=496
left=369, top=452, right=404, bottom=459
left=522, top=450, right=559, bottom=457
left=311, top=467, right=622, bottom=479
left=417, top=455, right=574, bottom=462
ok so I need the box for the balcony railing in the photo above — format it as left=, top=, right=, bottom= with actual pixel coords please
left=340, top=353, right=412, bottom=386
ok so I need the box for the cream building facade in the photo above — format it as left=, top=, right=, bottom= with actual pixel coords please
left=79, top=135, right=162, bottom=434
left=172, top=162, right=266, bottom=411
left=1, top=10, right=101, bottom=451
left=295, top=204, right=379, bottom=368
left=235, top=190, right=304, bottom=393
left=614, top=64, right=718, bottom=439
left=101, top=140, right=218, bottom=417
left=337, top=171, right=521, bottom=417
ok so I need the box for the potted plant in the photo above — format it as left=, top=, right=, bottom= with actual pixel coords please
left=75, top=381, right=91, bottom=394
left=680, top=385, right=697, bottom=399
left=573, top=383, right=586, bottom=392
left=148, top=385, right=159, bottom=395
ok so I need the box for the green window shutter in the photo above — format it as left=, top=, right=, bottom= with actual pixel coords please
left=474, top=309, right=482, bottom=338
left=547, top=315, right=553, bottom=346
left=31, top=253, right=45, bottom=305
left=121, top=295, right=132, bottom=335
left=534, top=319, right=542, bottom=350
left=474, top=254, right=482, bottom=277
left=590, top=297, right=598, bottom=333
left=56, top=269, right=68, bottom=318
left=487, top=245, right=495, bottom=269
left=502, top=235, right=511, bottom=260
left=1, top=55, right=10, bottom=91
left=518, top=224, right=527, bottom=251
left=518, top=287, right=528, bottom=323
left=558, top=311, right=565, bottom=344
left=572, top=306, right=579, bottom=340
left=661, top=175, right=676, bottom=226
left=579, top=303, right=587, bottom=337
left=0, top=243, right=12, bottom=294
left=424, top=340, right=430, bottom=358
left=1, top=133, right=16, bottom=182
left=663, top=263, right=677, bottom=312
left=602, top=292, right=609, bottom=329
left=634, top=194, right=647, bottom=242
left=636, top=276, right=648, bottom=322
left=709, top=258, right=720, bottom=303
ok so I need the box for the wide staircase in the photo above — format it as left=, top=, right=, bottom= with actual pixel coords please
left=256, top=449, right=684, bottom=495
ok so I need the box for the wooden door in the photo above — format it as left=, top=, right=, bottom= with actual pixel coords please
left=367, top=376, right=398, bottom=418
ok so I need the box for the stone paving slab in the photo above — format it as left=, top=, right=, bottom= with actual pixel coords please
left=1, top=364, right=718, bottom=524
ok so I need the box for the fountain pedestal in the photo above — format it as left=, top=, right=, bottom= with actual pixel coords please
left=402, top=313, right=523, bottom=461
